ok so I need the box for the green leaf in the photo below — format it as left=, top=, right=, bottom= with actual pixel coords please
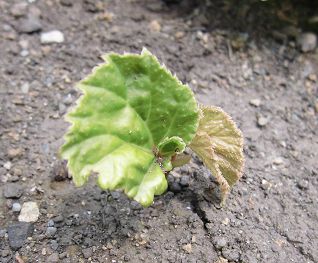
left=158, top=136, right=186, bottom=157
left=190, top=105, right=244, bottom=201
left=157, top=136, right=187, bottom=173
left=60, top=49, right=199, bottom=207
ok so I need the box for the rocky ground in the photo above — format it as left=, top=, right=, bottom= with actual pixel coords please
left=0, top=0, right=318, bottom=262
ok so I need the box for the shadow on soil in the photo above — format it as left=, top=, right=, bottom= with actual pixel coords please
left=157, top=0, right=318, bottom=39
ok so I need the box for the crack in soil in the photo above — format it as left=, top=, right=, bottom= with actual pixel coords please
left=275, top=229, right=315, bottom=262
left=190, top=195, right=210, bottom=230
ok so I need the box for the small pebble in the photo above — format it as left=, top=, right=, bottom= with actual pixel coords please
left=82, top=247, right=93, bottom=259
left=41, top=30, right=64, bottom=44
left=222, top=248, right=240, bottom=262
left=50, top=240, right=59, bottom=251
left=63, top=94, right=73, bottom=105
left=175, top=31, right=185, bottom=39
left=47, top=219, right=55, bottom=227
left=257, top=116, right=269, bottom=127
left=273, top=157, right=284, bottom=165
left=10, top=3, right=28, bottom=17
left=308, top=73, right=317, bottom=82
left=29, top=6, right=41, bottom=17
left=19, top=39, right=29, bottom=49
left=4, top=183, right=23, bottom=199
left=0, top=229, right=5, bottom=238
left=4, top=162, right=12, bottom=170
left=12, top=203, right=22, bottom=212
left=222, top=217, right=229, bottom=225
left=7, top=222, right=34, bottom=250
left=261, top=179, right=271, bottom=191
left=111, top=191, right=121, bottom=199
left=46, top=227, right=57, bottom=238
left=1, top=249, right=10, bottom=257
left=18, top=201, right=40, bottom=222
left=20, top=50, right=29, bottom=57
left=47, top=252, right=59, bottom=262
left=52, top=215, right=64, bottom=223
left=6, top=199, right=13, bottom=209
left=249, top=99, right=261, bottom=107
left=21, top=83, right=29, bottom=93
left=16, top=15, right=42, bottom=33
left=149, top=20, right=161, bottom=32
left=182, top=243, right=192, bottom=253
left=297, top=180, right=309, bottom=190
left=297, top=32, right=317, bottom=52
left=0, top=229, right=6, bottom=238
left=213, top=237, right=227, bottom=250
left=59, top=252, right=67, bottom=259
left=13, top=168, right=22, bottom=177
left=7, top=148, right=23, bottom=159
left=9, top=175, right=19, bottom=182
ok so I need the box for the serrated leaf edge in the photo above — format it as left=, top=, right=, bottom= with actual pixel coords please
left=60, top=48, right=199, bottom=206
left=208, top=105, right=245, bottom=182
left=190, top=105, right=245, bottom=202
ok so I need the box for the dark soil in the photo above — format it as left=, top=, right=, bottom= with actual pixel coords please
left=1, top=0, right=317, bottom=262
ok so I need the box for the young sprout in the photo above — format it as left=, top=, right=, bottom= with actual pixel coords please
left=60, top=49, right=244, bottom=207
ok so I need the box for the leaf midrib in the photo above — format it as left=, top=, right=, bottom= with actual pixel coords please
left=103, top=60, right=156, bottom=146
left=81, top=83, right=155, bottom=148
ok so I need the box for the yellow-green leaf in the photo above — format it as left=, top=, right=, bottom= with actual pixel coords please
left=190, top=105, right=244, bottom=200
left=60, top=49, right=199, bottom=207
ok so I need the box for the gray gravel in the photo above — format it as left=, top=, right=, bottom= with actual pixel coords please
left=7, top=222, right=34, bottom=250
left=3, top=183, right=23, bottom=199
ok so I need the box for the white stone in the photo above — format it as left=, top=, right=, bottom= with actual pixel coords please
left=249, top=99, right=261, bottom=107
left=222, top=217, right=230, bottom=225
left=21, top=83, right=29, bottom=94
left=41, top=30, right=64, bottom=44
left=18, top=202, right=40, bottom=222
left=4, top=162, right=12, bottom=170
left=297, top=33, right=317, bottom=53
left=273, top=157, right=284, bottom=165
left=20, top=50, right=29, bottom=57
left=257, top=116, right=269, bottom=127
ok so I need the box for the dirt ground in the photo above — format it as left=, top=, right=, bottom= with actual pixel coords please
left=1, top=0, right=318, bottom=262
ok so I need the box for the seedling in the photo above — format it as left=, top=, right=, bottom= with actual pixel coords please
left=60, top=49, right=244, bottom=207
